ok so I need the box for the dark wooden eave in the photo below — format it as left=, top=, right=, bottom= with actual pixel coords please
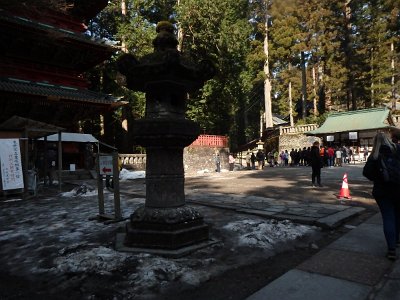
left=2, top=0, right=108, bottom=25
left=0, top=77, right=122, bottom=106
left=0, top=116, right=65, bottom=139
left=0, top=9, right=115, bottom=72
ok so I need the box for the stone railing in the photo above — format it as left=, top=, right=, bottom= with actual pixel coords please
left=279, top=124, right=318, bottom=135
left=119, top=154, right=146, bottom=170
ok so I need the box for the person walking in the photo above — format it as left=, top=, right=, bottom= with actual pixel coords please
left=256, top=150, right=264, bottom=170
left=310, top=141, right=323, bottom=187
left=228, top=153, right=235, bottom=171
left=279, top=151, right=285, bottom=167
left=364, top=147, right=369, bottom=161
left=319, top=146, right=325, bottom=167
left=284, top=150, right=289, bottom=166
left=245, top=152, right=251, bottom=170
left=327, top=146, right=334, bottom=167
left=214, top=153, right=221, bottom=173
left=335, top=147, right=342, bottom=167
left=46, top=147, right=57, bottom=185
left=290, top=149, right=295, bottom=166
left=250, top=152, right=256, bottom=169
left=363, top=132, right=400, bottom=261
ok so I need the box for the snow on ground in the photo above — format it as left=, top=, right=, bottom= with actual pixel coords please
left=120, top=169, right=146, bottom=180
left=197, top=168, right=230, bottom=174
left=223, top=219, right=317, bottom=249
left=0, top=171, right=319, bottom=299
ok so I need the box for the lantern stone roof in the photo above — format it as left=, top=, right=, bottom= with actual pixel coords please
left=0, top=78, right=124, bottom=107
left=306, top=107, right=397, bottom=135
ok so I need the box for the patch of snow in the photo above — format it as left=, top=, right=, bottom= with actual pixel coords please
left=60, top=184, right=97, bottom=197
left=223, top=219, right=316, bottom=249
left=53, top=246, right=129, bottom=275
left=120, top=169, right=145, bottom=180
left=197, top=169, right=211, bottom=174
left=2, top=198, right=23, bottom=203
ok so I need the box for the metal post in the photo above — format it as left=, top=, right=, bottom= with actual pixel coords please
left=58, top=131, right=62, bottom=192
left=96, top=153, right=105, bottom=215
left=113, top=152, right=121, bottom=219
left=23, top=129, right=29, bottom=199
left=44, top=137, right=48, bottom=185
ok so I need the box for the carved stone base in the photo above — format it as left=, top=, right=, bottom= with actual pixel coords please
left=124, top=205, right=209, bottom=250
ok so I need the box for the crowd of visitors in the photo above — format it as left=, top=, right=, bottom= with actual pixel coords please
left=270, top=145, right=358, bottom=168
left=224, top=144, right=366, bottom=172
left=216, top=139, right=388, bottom=173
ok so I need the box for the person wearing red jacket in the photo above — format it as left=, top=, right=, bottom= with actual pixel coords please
left=327, top=146, right=335, bottom=167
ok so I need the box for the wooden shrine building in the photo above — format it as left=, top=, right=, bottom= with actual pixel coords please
left=0, top=0, right=124, bottom=129
left=0, top=1, right=125, bottom=196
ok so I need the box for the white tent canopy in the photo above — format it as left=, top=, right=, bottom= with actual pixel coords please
left=40, top=133, right=98, bottom=143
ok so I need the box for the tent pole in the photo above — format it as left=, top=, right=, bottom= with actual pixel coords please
left=23, top=128, right=29, bottom=199
left=58, top=131, right=62, bottom=192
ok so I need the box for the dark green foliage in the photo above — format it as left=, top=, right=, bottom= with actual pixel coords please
left=84, top=0, right=399, bottom=151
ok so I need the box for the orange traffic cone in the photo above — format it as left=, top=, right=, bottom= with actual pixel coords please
left=337, top=173, right=351, bottom=199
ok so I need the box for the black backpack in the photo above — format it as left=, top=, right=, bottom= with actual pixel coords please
left=379, top=145, right=400, bottom=184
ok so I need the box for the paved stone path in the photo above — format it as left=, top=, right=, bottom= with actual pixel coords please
left=187, top=192, right=365, bottom=229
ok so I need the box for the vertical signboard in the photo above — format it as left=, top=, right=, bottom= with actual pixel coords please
left=0, top=139, right=24, bottom=190
left=99, top=155, right=113, bottom=176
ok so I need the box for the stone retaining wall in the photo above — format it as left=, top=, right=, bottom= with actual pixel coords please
left=120, top=146, right=230, bottom=174
left=279, top=134, right=321, bottom=152
left=184, top=146, right=229, bottom=173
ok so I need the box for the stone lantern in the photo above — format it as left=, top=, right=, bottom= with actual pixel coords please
left=256, top=140, right=264, bottom=150
left=116, top=21, right=215, bottom=256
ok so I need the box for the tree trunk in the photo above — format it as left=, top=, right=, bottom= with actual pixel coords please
left=391, top=41, right=396, bottom=110
left=288, top=63, right=294, bottom=127
left=121, top=0, right=128, bottom=53
left=312, top=65, right=317, bottom=116
left=344, top=0, right=356, bottom=110
left=371, top=47, right=374, bottom=107
left=263, top=0, right=273, bottom=129
left=177, top=0, right=184, bottom=52
left=301, top=51, right=307, bottom=120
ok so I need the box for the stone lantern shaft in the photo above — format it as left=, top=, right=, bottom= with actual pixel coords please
left=115, top=21, right=215, bottom=256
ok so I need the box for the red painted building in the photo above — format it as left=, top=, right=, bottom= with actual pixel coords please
left=0, top=0, right=123, bottom=130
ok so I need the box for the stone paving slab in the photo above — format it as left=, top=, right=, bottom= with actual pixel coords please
left=364, top=213, right=382, bottom=225
left=308, top=203, right=349, bottom=210
left=272, top=214, right=319, bottom=225
left=316, top=207, right=365, bottom=228
left=246, top=269, right=372, bottom=300
left=297, top=248, right=392, bottom=286
left=327, top=222, right=387, bottom=256
left=389, top=261, right=400, bottom=279
left=188, top=193, right=365, bottom=229
left=374, top=280, right=400, bottom=300
left=235, top=208, right=278, bottom=217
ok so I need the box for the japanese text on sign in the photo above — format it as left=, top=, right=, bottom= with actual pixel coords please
left=99, top=155, right=113, bottom=175
left=0, top=139, right=24, bottom=190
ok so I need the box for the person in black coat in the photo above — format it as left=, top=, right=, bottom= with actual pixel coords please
left=363, top=132, right=400, bottom=261
left=310, top=141, right=323, bottom=187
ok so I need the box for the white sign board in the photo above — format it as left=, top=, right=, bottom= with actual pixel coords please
left=349, top=132, right=358, bottom=140
left=99, top=155, right=113, bottom=175
left=0, top=139, right=24, bottom=190
left=326, top=135, right=334, bottom=142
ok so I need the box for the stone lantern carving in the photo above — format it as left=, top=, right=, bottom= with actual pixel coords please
left=116, top=21, right=215, bottom=256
